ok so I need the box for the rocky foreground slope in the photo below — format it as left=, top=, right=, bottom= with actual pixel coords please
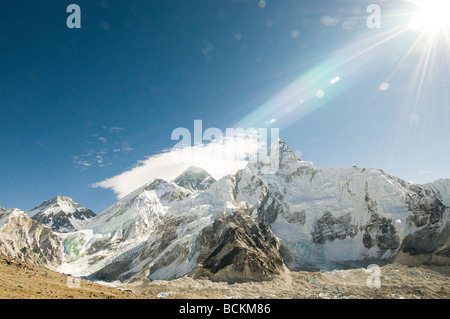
left=1, top=252, right=448, bottom=299
left=0, top=254, right=149, bottom=299
left=1, top=140, right=449, bottom=288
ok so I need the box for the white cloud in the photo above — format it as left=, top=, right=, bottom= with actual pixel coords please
left=73, top=156, right=92, bottom=169
left=102, top=126, right=124, bottom=134
left=92, top=137, right=262, bottom=199
left=73, top=128, right=132, bottom=170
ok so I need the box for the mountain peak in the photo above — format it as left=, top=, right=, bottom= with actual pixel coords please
left=53, top=195, right=76, bottom=205
left=26, top=196, right=95, bottom=233
left=246, top=138, right=303, bottom=175
left=173, top=166, right=216, bottom=191
left=28, top=195, right=79, bottom=215
left=273, top=138, right=300, bottom=161
left=186, top=165, right=207, bottom=172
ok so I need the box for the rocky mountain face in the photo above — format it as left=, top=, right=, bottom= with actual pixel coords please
left=1, top=140, right=449, bottom=285
left=0, top=208, right=64, bottom=268
left=27, top=196, right=96, bottom=233
left=245, top=141, right=450, bottom=271
left=192, top=211, right=288, bottom=283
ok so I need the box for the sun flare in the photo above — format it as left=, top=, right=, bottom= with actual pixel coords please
left=410, top=0, right=450, bottom=33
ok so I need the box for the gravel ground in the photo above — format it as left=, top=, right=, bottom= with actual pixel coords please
left=122, top=263, right=450, bottom=299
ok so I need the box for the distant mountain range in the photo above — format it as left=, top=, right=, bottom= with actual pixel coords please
left=0, top=140, right=449, bottom=284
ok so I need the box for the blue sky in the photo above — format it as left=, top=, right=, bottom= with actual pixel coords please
left=1, top=0, right=449, bottom=213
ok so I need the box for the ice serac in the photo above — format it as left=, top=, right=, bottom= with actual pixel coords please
left=27, top=196, right=96, bottom=233
left=173, top=166, right=216, bottom=191
left=0, top=208, right=64, bottom=268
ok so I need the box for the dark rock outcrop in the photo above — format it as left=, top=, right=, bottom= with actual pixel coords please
left=192, top=211, right=287, bottom=283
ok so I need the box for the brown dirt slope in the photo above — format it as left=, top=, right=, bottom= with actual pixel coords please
left=0, top=255, right=152, bottom=299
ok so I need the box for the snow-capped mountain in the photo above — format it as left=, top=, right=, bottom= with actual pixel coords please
left=1, top=139, right=449, bottom=285
left=243, top=140, right=449, bottom=270
left=172, top=166, right=216, bottom=191
left=52, top=139, right=449, bottom=284
left=57, top=178, right=194, bottom=278
left=27, top=196, right=96, bottom=233
left=0, top=208, right=64, bottom=268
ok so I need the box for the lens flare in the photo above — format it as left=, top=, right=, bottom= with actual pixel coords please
left=379, top=82, right=390, bottom=91
left=233, top=0, right=450, bottom=164
left=410, top=0, right=450, bottom=33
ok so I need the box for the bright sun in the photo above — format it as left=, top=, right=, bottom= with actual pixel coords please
left=411, top=0, right=450, bottom=32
